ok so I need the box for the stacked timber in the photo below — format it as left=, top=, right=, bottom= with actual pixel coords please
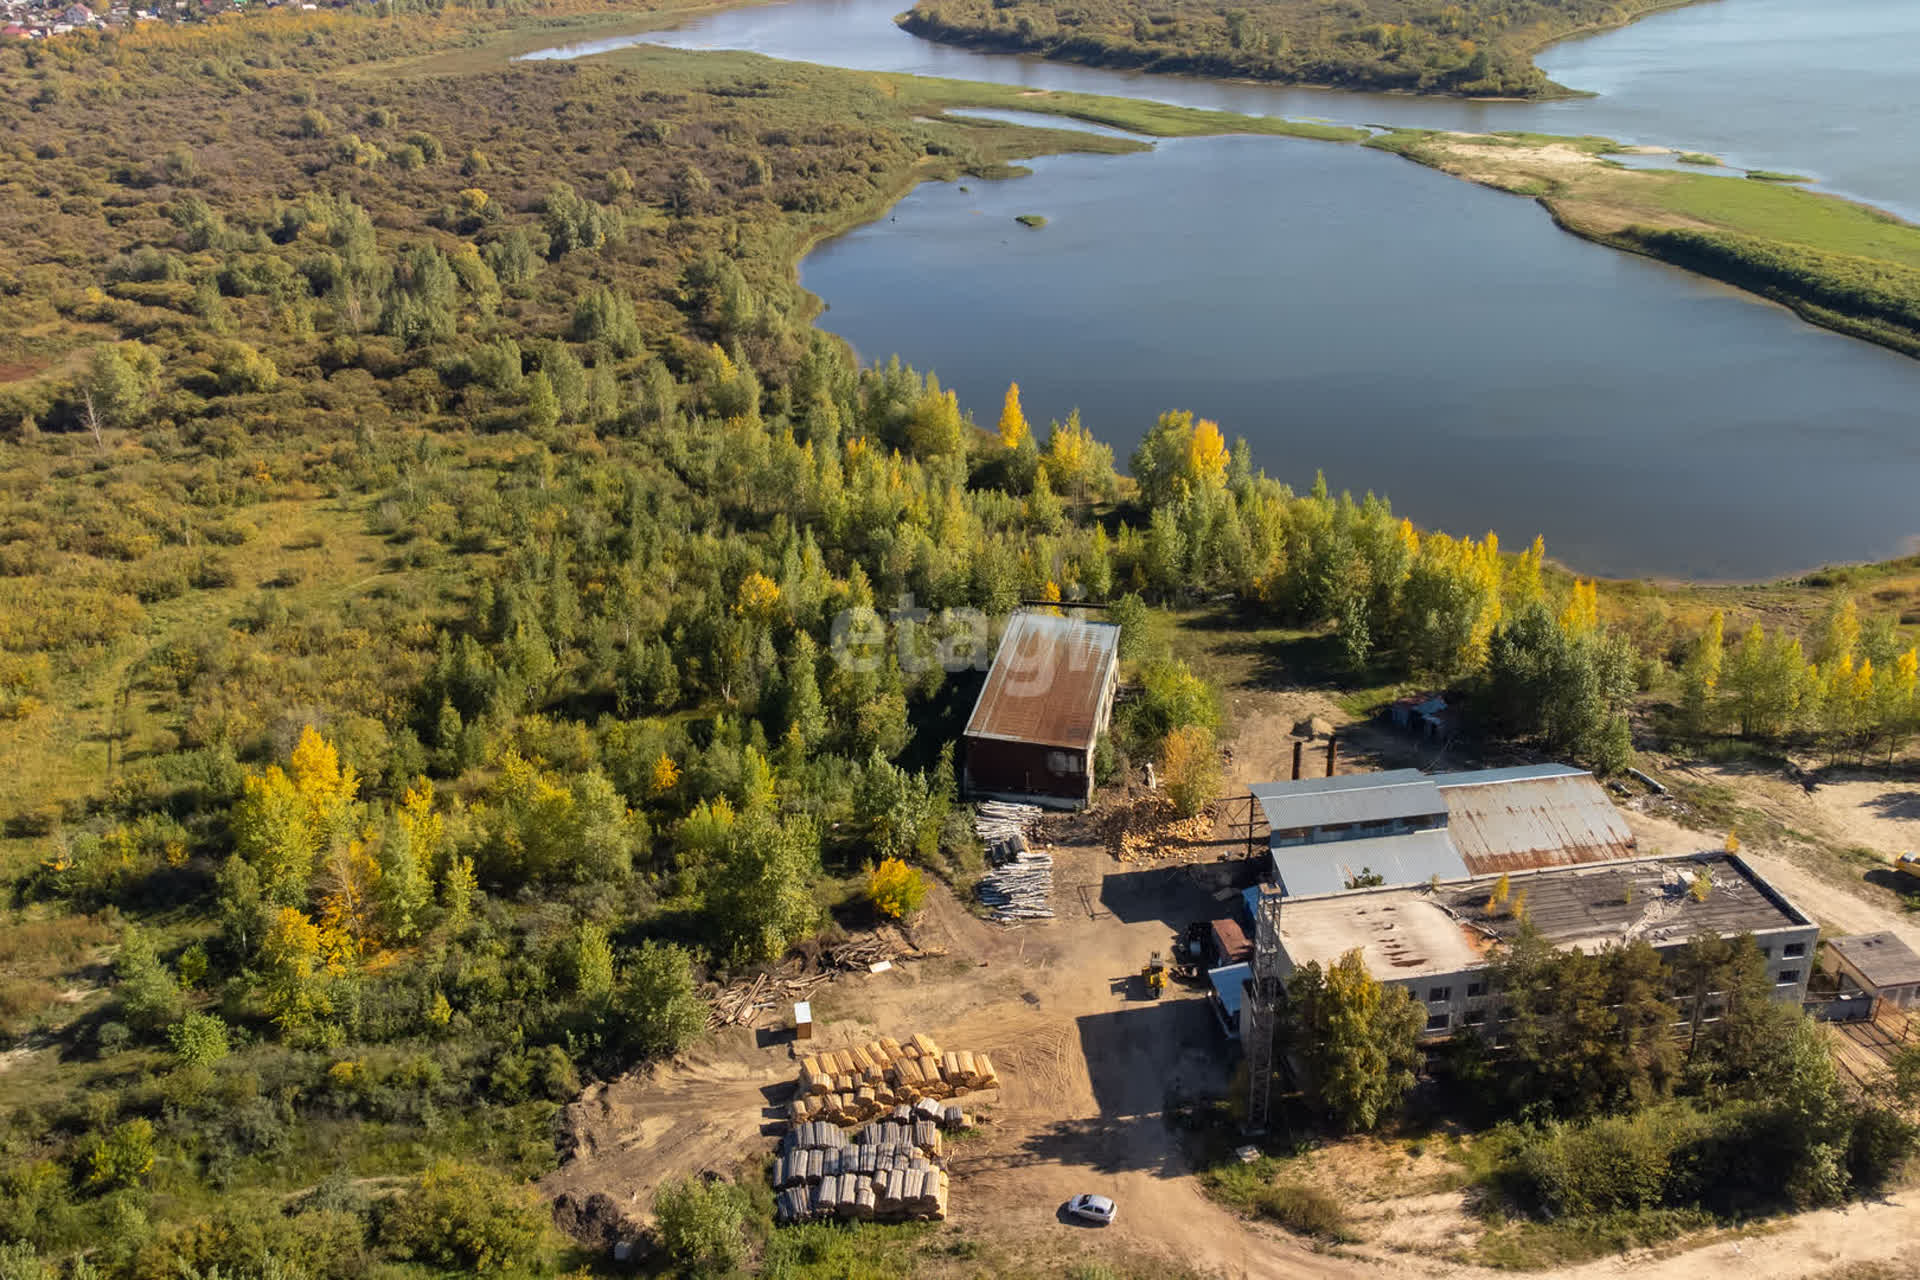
left=789, top=1034, right=998, bottom=1125
left=975, top=802, right=1053, bottom=922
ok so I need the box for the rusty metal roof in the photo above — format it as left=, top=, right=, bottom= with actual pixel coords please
left=962, top=612, right=1120, bottom=751
left=1437, top=770, right=1636, bottom=874
left=1210, top=917, right=1253, bottom=966
left=1827, top=932, right=1920, bottom=990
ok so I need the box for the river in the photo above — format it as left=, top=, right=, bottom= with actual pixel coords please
left=525, top=0, right=1920, bottom=580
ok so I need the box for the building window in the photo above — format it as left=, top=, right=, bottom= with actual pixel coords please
left=1466, top=981, right=1487, bottom=999
left=1425, top=1012, right=1450, bottom=1032
left=1783, top=942, right=1807, bottom=958
left=1427, top=985, right=1452, bottom=1004
left=1463, top=1007, right=1486, bottom=1026
left=1777, top=969, right=1801, bottom=985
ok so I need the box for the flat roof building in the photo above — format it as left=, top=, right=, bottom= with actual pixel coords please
left=1270, top=853, right=1819, bottom=1037
left=961, top=611, right=1120, bottom=810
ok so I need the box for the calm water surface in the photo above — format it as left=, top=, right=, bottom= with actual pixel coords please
left=525, top=0, right=1920, bottom=578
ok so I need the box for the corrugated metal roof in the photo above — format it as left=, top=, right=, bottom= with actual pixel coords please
left=1248, top=770, right=1446, bottom=832
left=962, top=611, right=1120, bottom=751
left=1440, top=772, right=1636, bottom=874
left=1828, top=932, right=1920, bottom=989
left=1428, top=763, right=1586, bottom=788
left=1271, top=828, right=1469, bottom=897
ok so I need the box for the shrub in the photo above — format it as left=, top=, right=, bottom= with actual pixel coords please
left=866, top=856, right=927, bottom=919
left=380, top=1160, right=551, bottom=1273
left=653, top=1176, right=747, bottom=1274
left=616, top=941, right=704, bottom=1059
left=1159, top=723, right=1221, bottom=817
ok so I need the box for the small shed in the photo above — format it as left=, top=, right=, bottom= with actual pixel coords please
left=1209, top=917, right=1253, bottom=968
left=1825, top=933, right=1920, bottom=1009
left=793, top=1001, right=813, bottom=1041
left=961, top=611, right=1121, bottom=809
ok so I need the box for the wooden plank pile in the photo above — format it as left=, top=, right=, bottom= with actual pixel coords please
left=975, top=802, right=1053, bottom=921
left=1106, top=794, right=1217, bottom=864
left=774, top=1116, right=952, bottom=1225
left=706, top=969, right=830, bottom=1031
left=787, top=1033, right=998, bottom=1125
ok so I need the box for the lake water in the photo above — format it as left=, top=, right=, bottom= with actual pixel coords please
left=526, top=0, right=1920, bottom=580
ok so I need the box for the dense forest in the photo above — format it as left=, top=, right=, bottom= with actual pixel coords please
left=1, top=4, right=1918, bottom=1277
left=901, top=0, right=1694, bottom=97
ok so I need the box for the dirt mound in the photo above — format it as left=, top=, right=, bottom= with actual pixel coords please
left=550, top=1190, right=639, bottom=1252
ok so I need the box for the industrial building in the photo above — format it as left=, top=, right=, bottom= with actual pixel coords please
left=960, top=611, right=1120, bottom=810
left=1250, top=763, right=1637, bottom=897
left=1245, top=852, right=1817, bottom=1045
left=1824, top=932, right=1920, bottom=1010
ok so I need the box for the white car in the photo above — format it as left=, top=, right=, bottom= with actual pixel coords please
left=1067, top=1193, right=1117, bottom=1225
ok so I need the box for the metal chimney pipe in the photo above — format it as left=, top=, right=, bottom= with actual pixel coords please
left=1292, top=740, right=1303, bottom=781
left=1326, top=734, right=1338, bottom=776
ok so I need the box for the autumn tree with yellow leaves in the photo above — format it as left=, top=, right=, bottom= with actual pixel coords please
left=996, top=380, right=1028, bottom=449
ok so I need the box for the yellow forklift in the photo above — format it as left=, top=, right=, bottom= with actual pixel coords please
left=1141, top=951, right=1168, bottom=998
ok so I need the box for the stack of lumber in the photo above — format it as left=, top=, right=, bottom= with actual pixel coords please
left=787, top=1035, right=999, bottom=1124
left=1106, top=794, right=1216, bottom=864
left=976, top=801, right=1053, bottom=921
left=773, top=1117, right=950, bottom=1225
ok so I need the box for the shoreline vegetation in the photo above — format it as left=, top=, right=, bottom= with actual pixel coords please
left=3, top=9, right=1920, bottom=1277
left=897, top=0, right=1715, bottom=100
left=463, top=8, right=1920, bottom=368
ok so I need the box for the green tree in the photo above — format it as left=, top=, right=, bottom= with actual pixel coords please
left=114, top=926, right=183, bottom=1035
left=381, top=1161, right=552, bottom=1273
left=1283, top=950, right=1423, bottom=1131
left=83, top=342, right=157, bottom=436
left=617, top=941, right=705, bottom=1058
left=525, top=370, right=560, bottom=431
left=81, top=1118, right=156, bottom=1192
left=566, top=921, right=615, bottom=1003
left=704, top=812, right=819, bottom=965
left=167, top=1011, right=231, bottom=1067
left=653, top=1176, right=747, bottom=1274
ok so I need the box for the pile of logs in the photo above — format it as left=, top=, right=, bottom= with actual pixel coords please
left=705, top=969, right=830, bottom=1031
left=975, top=802, right=1053, bottom=921
left=788, top=1034, right=999, bottom=1126
left=1106, top=794, right=1217, bottom=864
left=775, top=1117, right=951, bottom=1224
left=824, top=927, right=946, bottom=972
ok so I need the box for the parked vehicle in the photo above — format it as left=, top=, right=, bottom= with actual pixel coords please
left=1066, top=1193, right=1117, bottom=1225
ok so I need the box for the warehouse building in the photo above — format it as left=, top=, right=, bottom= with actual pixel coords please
left=1261, top=852, right=1818, bottom=1040
left=1251, top=763, right=1636, bottom=897
left=960, top=611, right=1120, bottom=809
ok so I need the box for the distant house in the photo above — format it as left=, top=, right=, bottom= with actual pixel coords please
left=1388, top=691, right=1458, bottom=741
left=59, top=3, right=92, bottom=22
left=1825, top=932, right=1920, bottom=1010
left=1, top=22, right=29, bottom=36
left=961, top=611, right=1120, bottom=809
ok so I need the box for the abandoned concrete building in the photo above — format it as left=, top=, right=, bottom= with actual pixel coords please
left=1252, top=852, right=1819, bottom=1041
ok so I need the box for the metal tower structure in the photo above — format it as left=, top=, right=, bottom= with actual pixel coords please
left=1243, top=887, right=1286, bottom=1134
